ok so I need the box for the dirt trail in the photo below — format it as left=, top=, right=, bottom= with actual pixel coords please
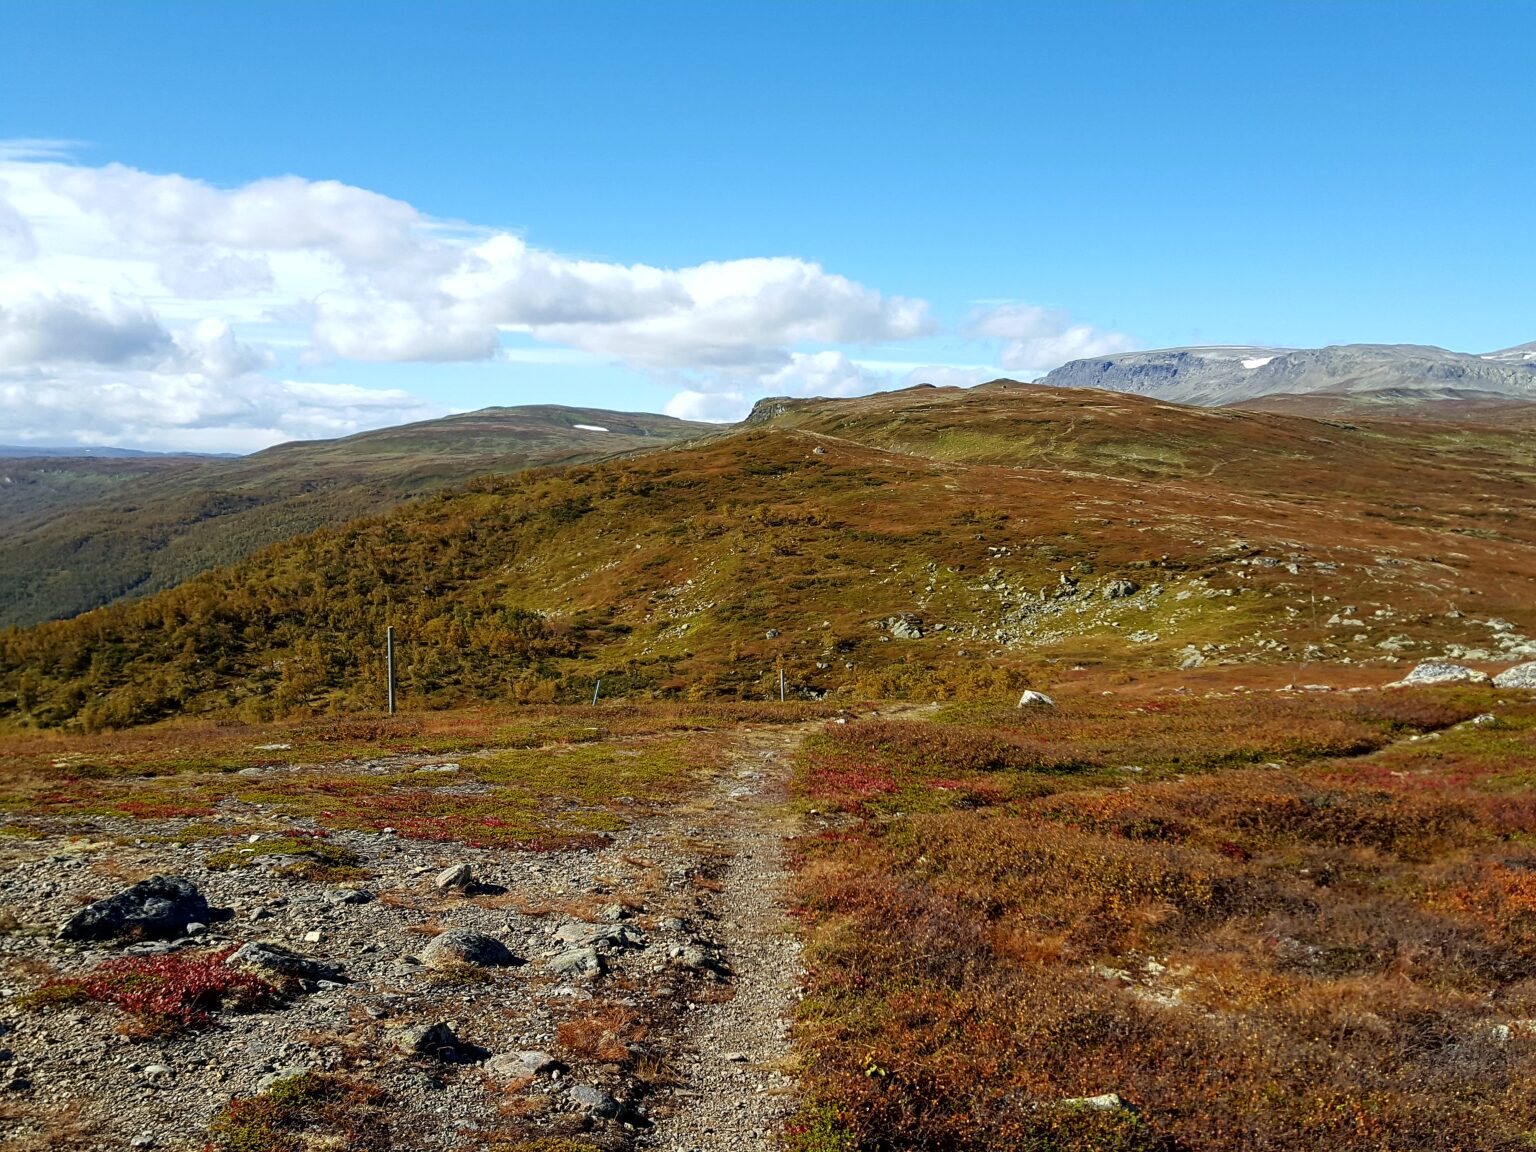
left=646, top=725, right=812, bottom=1152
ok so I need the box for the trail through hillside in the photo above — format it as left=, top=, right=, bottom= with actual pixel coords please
left=645, top=724, right=812, bottom=1152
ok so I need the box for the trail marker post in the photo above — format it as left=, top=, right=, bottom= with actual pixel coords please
left=779, top=666, right=786, bottom=703
left=385, top=626, right=396, bottom=716
left=592, top=679, right=602, bottom=706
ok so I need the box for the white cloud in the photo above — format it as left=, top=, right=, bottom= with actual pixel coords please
left=663, top=352, right=998, bottom=423
left=2, top=151, right=930, bottom=373
left=0, top=364, right=444, bottom=454
left=0, top=143, right=1129, bottom=449
left=0, top=145, right=943, bottom=446
left=969, top=303, right=1136, bottom=377
left=0, top=292, right=169, bottom=367
left=664, top=389, right=749, bottom=423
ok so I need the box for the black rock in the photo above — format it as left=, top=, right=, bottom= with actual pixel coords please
left=59, top=876, right=212, bottom=942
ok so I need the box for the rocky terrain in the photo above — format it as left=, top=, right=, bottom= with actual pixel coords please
left=0, top=724, right=813, bottom=1151
left=1038, top=342, right=1536, bottom=407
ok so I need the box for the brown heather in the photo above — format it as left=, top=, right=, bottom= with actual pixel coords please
left=788, top=686, right=1536, bottom=1151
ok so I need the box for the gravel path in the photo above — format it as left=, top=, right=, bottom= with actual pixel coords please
left=648, top=727, right=807, bottom=1152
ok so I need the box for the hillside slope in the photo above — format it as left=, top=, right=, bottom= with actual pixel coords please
left=4, top=384, right=1535, bottom=729
left=0, top=405, right=708, bottom=628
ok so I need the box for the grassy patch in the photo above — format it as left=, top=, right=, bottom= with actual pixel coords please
left=206, top=1071, right=392, bottom=1152
left=204, top=832, right=367, bottom=881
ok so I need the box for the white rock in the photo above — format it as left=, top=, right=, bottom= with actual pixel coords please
left=1389, top=661, right=1492, bottom=687
left=1017, top=690, right=1055, bottom=709
left=1493, top=662, right=1536, bottom=689
left=434, top=863, right=474, bottom=892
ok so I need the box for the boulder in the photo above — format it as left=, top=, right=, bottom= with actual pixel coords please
left=1494, top=662, right=1536, bottom=689
left=433, top=863, right=474, bottom=892
left=1390, top=661, right=1492, bottom=687
left=1017, top=690, right=1055, bottom=709
left=484, top=1050, right=560, bottom=1078
left=388, top=1020, right=461, bottom=1058
left=547, top=947, right=604, bottom=977
left=1058, top=1093, right=1136, bottom=1114
left=553, top=921, right=646, bottom=952
left=568, top=1083, right=623, bottom=1120
left=1103, top=579, right=1140, bottom=599
left=888, top=615, right=924, bottom=640
left=420, top=929, right=520, bottom=970
left=59, top=876, right=211, bottom=942
left=225, top=941, right=342, bottom=984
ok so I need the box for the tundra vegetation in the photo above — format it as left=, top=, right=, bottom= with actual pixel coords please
left=1, top=386, right=1535, bottom=1148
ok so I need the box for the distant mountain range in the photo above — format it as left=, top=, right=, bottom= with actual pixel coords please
left=1039, top=342, right=1536, bottom=412
left=0, top=445, right=236, bottom=459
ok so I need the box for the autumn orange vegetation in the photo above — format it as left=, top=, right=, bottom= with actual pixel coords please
left=788, top=684, right=1536, bottom=1151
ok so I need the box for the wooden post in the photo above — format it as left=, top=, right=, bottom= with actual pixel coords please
left=592, top=678, right=602, bottom=706
left=386, top=626, right=396, bottom=716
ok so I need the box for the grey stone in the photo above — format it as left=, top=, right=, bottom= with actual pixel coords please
left=546, top=947, right=603, bottom=977
left=389, top=1020, right=461, bottom=1058
left=485, top=1050, right=560, bottom=1078
left=434, top=863, right=474, bottom=892
left=1494, top=661, right=1536, bottom=689
left=420, top=929, right=519, bottom=970
left=554, top=921, right=645, bottom=952
left=255, top=1063, right=313, bottom=1092
left=568, top=1083, right=623, bottom=1119
left=59, top=876, right=211, bottom=942
left=669, top=943, right=728, bottom=976
left=1390, top=661, right=1492, bottom=687
left=225, top=941, right=341, bottom=983
left=1103, top=579, right=1140, bottom=599
left=324, top=888, right=374, bottom=906
left=1057, top=1092, right=1137, bottom=1114
left=1016, top=690, right=1055, bottom=708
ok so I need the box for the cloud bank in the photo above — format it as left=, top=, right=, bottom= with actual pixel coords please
left=0, top=145, right=1133, bottom=446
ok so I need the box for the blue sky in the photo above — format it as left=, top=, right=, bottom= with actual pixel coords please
left=1, top=0, right=1533, bottom=449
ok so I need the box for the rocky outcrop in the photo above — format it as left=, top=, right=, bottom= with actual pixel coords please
left=58, top=875, right=213, bottom=941
left=1390, top=661, right=1492, bottom=687
left=1040, top=343, right=1536, bottom=406
left=1494, top=662, right=1536, bottom=689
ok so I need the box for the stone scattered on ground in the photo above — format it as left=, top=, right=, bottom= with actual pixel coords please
left=1058, top=1092, right=1136, bottom=1113
left=0, top=724, right=815, bottom=1152
left=1017, top=690, right=1055, bottom=708
left=485, top=1050, right=560, bottom=1078
left=388, top=1020, right=463, bottom=1058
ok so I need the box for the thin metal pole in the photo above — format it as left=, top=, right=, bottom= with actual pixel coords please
left=592, top=678, right=602, bottom=706
left=386, top=626, right=396, bottom=715
left=779, top=667, right=785, bottom=703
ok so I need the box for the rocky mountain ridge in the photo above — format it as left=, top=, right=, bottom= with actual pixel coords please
left=1039, top=342, right=1536, bottom=407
